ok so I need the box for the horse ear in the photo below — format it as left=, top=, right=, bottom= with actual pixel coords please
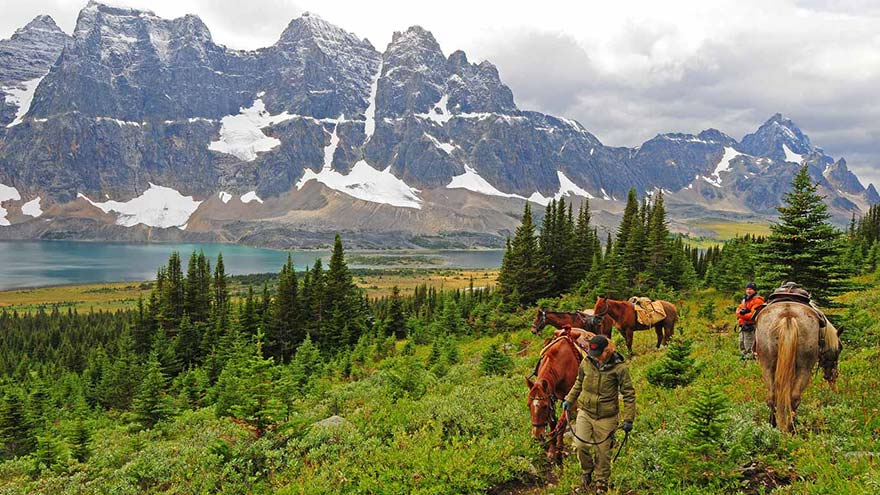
left=539, top=379, right=549, bottom=392
left=525, top=377, right=534, bottom=389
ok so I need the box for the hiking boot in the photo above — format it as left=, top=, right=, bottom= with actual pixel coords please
left=594, top=480, right=608, bottom=494
left=578, top=473, right=592, bottom=492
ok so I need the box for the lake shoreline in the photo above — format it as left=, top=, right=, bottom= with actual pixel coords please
left=0, top=240, right=504, bottom=291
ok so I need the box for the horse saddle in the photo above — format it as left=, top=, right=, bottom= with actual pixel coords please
left=759, top=283, right=827, bottom=329
left=628, top=297, right=666, bottom=327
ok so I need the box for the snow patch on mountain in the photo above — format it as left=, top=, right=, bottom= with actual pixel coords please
left=297, top=160, right=422, bottom=209
left=447, top=165, right=520, bottom=198
left=241, top=191, right=263, bottom=204
left=556, top=171, right=595, bottom=199
left=705, top=146, right=740, bottom=187
left=416, top=95, right=452, bottom=125
left=78, top=183, right=201, bottom=228
left=363, top=64, right=382, bottom=142
left=424, top=133, right=456, bottom=154
left=4, top=74, right=46, bottom=127
left=21, top=197, right=42, bottom=217
left=218, top=192, right=232, bottom=203
left=324, top=122, right=341, bottom=168
left=208, top=98, right=295, bottom=161
left=0, top=184, right=22, bottom=226
left=783, top=144, right=804, bottom=164
left=527, top=172, right=595, bottom=205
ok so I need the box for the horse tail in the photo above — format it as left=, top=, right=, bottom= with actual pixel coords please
left=774, top=314, right=799, bottom=432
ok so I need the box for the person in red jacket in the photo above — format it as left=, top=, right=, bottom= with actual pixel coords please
left=736, top=282, right=765, bottom=360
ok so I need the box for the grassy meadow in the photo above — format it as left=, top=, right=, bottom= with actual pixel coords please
left=1, top=275, right=877, bottom=494
left=0, top=268, right=498, bottom=314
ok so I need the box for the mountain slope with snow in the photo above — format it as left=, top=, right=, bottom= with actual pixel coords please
left=0, top=2, right=875, bottom=248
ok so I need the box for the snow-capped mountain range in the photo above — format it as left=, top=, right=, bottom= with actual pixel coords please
left=0, top=2, right=876, bottom=248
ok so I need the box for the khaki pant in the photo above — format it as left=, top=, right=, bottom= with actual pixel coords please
left=573, top=412, right=618, bottom=482
left=739, top=326, right=756, bottom=358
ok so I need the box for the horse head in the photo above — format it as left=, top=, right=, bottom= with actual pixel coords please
left=819, top=326, right=842, bottom=387
left=593, top=296, right=610, bottom=317
left=525, top=376, right=555, bottom=440
left=531, top=309, right=547, bottom=335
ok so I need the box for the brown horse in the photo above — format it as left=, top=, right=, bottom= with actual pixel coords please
left=593, top=296, right=677, bottom=354
left=526, top=328, right=592, bottom=462
left=531, top=309, right=614, bottom=339
left=755, top=302, right=841, bottom=432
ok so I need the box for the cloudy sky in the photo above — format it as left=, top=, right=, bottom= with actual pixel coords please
left=3, top=0, right=879, bottom=186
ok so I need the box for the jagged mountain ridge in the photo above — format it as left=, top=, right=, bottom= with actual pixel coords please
left=0, top=2, right=875, bottom=248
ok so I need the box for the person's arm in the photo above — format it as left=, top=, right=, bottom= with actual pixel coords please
left=743, top=296, right=765, bottom=320
left=619, top=364, right=636, bottom=422
left=565, top=363, right=585, bottom=405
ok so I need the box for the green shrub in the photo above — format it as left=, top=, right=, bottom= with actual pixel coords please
left=479, top=344, right=513, bottom=376
left=697, top=300, right=716, bottom=320
left=645, top=338, right=701, bottom=388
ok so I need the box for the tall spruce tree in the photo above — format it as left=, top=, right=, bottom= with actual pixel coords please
left=131, top=352, right=172, bottom=429
left=498, top=203, right=550, bottom=306
left=760, top=166, right=849, bottom=305
left=646, top=191, right=671, bottom=285
left=386, top=285, right=407, bottom=338
left=267, top=255, right=303, bottom=362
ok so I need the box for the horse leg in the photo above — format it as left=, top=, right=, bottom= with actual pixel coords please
left=654, top=324, right=663, bottom=349
left=625, top=328, right=635, bottom=356
left=555, top=431, right=565, bottom=464
left=760, top=362, right=777, bottom=428
left=664, top=318, right=675, bottom=346
left=789, top=370, right=812, bottom=433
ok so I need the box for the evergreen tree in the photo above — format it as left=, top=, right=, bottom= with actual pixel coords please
left=386, top=285, right=407, bottom=339
left=69, top=415, right=90, bottom=463
left=645, top=338, right=700, bottom=388
left=0, top=390, right=35, bottom=459
left=322, top=235, right=366, bottom=351
left=645, top=191, right=671, bottom=286
left=132, top=352, right=172, bottom=429
left=760, top=166, right=849, bottom=305
left=571, top=201, right=595, bottom=283
left=215, top=336, right=284, bottom=437
left=685, top=385, right=730, bottom=450
left=213, top=253, right=229, bottom=326
left=289, top=335, right=323, bottom=389
left=174, top=314, right=201, bottom=368
left=498, top=203, right=550, bottom=306
left=268, top=255, right=303, bottom=362
left=479, top=344, right=513, bottom=376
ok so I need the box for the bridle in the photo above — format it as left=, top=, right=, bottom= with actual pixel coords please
left=594, top=297, right=611, bottom=317
left=529, top=391, right=558, bottom=433
left=532, top=309, right=547, bottom=333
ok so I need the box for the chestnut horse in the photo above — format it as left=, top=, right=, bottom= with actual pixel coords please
left=755, top=302, right=841, bottom=432
left=531, top=309, right=614, bottom=339
left=593, top=296, right=677, bottom=354
left=526, top=328, right=592, bottom=462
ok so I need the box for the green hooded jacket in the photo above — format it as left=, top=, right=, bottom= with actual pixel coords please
left=565, top=351, right=636, bottom=421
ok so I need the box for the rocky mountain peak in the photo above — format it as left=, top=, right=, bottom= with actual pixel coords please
left=386, top=26, right=445, bottom=64
left=18, top=15, right=64, bottom=36
left=278, top=13, right=371, bottom=54
left=740, top=113, right=814, bottom=161
left=0, top=13, right=70, bottom=125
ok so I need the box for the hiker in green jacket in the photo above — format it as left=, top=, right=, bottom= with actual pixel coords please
left=562, top=334, right=636, bottom=494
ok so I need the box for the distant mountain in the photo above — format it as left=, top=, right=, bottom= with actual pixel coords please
left=0, top=2, right=875, bottom=248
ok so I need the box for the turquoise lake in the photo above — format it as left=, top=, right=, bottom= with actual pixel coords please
left=0, top=241, right=503, bottom=290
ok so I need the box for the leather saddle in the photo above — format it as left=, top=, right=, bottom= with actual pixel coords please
left=757, top=282, right=826, bottom=329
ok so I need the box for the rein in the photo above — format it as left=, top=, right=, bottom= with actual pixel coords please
left=550, top=410, right=630, bottom=462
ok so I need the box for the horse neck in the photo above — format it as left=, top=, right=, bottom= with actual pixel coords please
left=546, top=311, right=577, bottom=327
left=537, top=342, right=579, bottom=396
left=601, top=299, right=630, bottom=320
